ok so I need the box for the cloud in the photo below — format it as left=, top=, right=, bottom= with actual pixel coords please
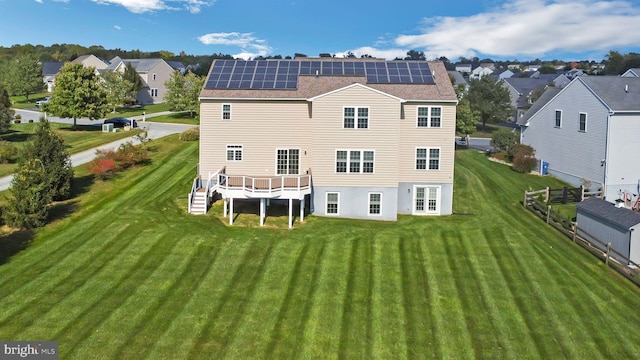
left=391, top=0, right=640, bottom=60
left=336, top=47, right=408, bottom=60
left=114, top=25, right=122, bottom=30
left=35, top=0, right=44, bottom=3
left=91, top=0, right=214, bottom=14
left=198, top=32, right=273, bottom=59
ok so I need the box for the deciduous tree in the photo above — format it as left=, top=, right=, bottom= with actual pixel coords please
left=123, top=62, right=143, bottom=99
left=45, top=63, right=109, bottom=129
left=0, top=54, right=43, bottom=101
left=466, top=77, right=513, bottom=130
left=101, top=70, right=135, bottom=112
left=164, top=70, right=204, bottom=118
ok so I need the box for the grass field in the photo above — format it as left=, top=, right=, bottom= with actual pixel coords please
left=0, top=138, right=639, bottom=359
left=0, top=122, right=139, bottom=177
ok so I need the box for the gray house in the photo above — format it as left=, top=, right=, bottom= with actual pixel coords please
left=621, top=68, right=640, bottom=77
left=519, top=76, right=640, bottom=202
left=107, top=57, right=178, bottom=104
left=502, top=77, right=558, bottom=122
left=576, top=197, right=640, bottom=264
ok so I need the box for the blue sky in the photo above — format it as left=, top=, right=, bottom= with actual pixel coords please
left=1, top=0, right=639, bottom=61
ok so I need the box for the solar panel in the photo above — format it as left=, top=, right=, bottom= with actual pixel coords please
left=204, top=59, right=435, bottom=90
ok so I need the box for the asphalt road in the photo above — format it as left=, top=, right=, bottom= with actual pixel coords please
left=0, top=109, right=195, bottom=191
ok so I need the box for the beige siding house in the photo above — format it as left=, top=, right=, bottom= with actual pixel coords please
left=193, top=59, right=457, bottom=226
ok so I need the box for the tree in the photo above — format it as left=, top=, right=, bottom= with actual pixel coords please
left=466, top=77, right=513, bottom=130
left=0, top=84, right=14, bottom=134
left=405, top=50, right=426, bottom=60
left=22, top=120, right=74, bottom=201
left=45, top=63, right=109, bottom=129
left=164, top=70, right=204, bottom=118
left=3, top=158, right=52, bottom=229
left=101, top=70, right=135, bottom=112
left=491, top=127, right=518, bottom=154
left=0, top=54, right=43, bottom=101
left=456, top=99, right=478, bottom=137
left=123, top=62, right=143, bottom=98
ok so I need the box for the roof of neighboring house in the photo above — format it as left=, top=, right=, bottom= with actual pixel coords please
left=200, top=59, right=457, bottom=102
left=107, top=58, right=167, bottom=73
left=447, top=70, right=468, bottom=88
left=621, top=68, right=640, bottom=77
left=503, top=77, right=554, bottom=107
left=580, top=76, right=640, bottom=111
left=42, top=62, right=63, bottom=76
left=517, top=86, right=562, bottom=125
left=167, top=61, right=186, bottom=71
left=71, top=54, right=109, bottom=67
left=577, top=197, right=640, bottom=230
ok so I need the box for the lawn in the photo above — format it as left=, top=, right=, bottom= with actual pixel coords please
left=0, top=140, right=639, bottom=359
left=0, top=122, right=139, bottom=177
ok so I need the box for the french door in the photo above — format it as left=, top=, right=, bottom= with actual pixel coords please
left=414, top=185, right=440, bottom=215
left=276, top=148, right=300, bottom=175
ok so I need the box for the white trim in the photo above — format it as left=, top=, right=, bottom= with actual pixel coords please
left=413, top=185, right=441, bottom=215
left=342, top=106, right=370, bottom=129
left=416, top=106, right=442, bottom=128
left=554, top=109, right=562, bottom=128
left=335, top=149, right=375, bottom=174
left=275, top=147, right=301, bottom=175
left=226, top=144, right=243, bottom=162
left=222, top=103, right=231, bottom=120
left=415, top=147, right=441, bottom=170
left=368, top=192, right=383, bottom=216
left=326, top=192, right=340, bottom=216
left=308, top=83, right=406, bottom=102
left=578, top=112, right=588, bottom=132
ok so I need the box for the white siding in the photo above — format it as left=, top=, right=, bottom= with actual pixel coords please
left=605, top=113, right=640, bottom=199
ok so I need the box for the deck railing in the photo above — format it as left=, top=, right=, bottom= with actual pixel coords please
left=188, top=175, right=202, bottom=213
left=213, top=172, right=311, bottom=198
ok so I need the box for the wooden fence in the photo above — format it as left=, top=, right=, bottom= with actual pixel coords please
left=523, top=190, right=640, bottom=287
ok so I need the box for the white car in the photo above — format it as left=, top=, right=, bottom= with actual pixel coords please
left=35, top=97, right=50, bottom=107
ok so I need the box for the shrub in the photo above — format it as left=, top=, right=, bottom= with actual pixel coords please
left=3, top=158, right=52, bottom=229
left=179, top=127, right=199, bottom=141
left=88, top=158, right=117, bottom=179
left=0, top=141, right=18, bottom=164
left=13, top=119, right=20, bottom=124
left=512, top=152, right=537, bottom=173
left=14, top=114, right=21, bottom=120
left=89, top=142, right=149, bottom=179
left=507, top=143, right=534, bottom=162
left=490, top=128, right=518, bottom=154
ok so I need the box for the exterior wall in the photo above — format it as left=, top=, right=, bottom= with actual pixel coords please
left=78, top=56, right=108, bottom=70
left=521, top=79, right=608, bottom=189
left=199, top=99, right=312, bottom=179
left=605, top=113, right=640, bottom=200
left=398, top=182, right=453, bottom=215
left=137, top=61, right=174, bottom=104
left=311, top=85, right=401, bottom=187
left=631, top=224, right=640, bottom=264
left=313, top=186, right=398, bottom=221
left=576, top=211, right=631, bottom=262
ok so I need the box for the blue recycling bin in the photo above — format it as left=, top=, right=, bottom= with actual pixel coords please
left=542, top=161, right=549, bottom=175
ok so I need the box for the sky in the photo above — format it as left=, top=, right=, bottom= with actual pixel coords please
left=0, top=0, right=639, bottom=62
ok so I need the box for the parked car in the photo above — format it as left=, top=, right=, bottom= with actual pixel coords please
left=103, top=117, right=138, bottom=128
left=35, top=97, right=51, bottom=107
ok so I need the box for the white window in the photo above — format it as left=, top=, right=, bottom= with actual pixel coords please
left=368, top=193, right=382, bottom=216
left=414, top=185, right=440, bottom=215
left=226, top=145, right=243, bottom=162
left=151, top=88, right=158, bottom=97
left=336, top=150, right=374, bottom=173
left=326, top=192, right=339, bottom=215
left=152, top=73, right=157, bottom=81
left=555, top=110, right=562, bottom=128
left=276, top=148, right=299, bottom=175
left=222, top=104, right=231, bottom=120
left=417, top=106, right=442, bottom=127
left=416, top=147, right=440, bottom=170
left=579, top=112, right=587, bottom=132
left=343, top=107, right=369, bottom=129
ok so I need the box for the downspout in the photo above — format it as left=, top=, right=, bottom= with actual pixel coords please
left=603, top=110, right=613, bottom=200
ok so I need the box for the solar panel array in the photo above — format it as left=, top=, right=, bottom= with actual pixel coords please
left=205, top=59, right=434, bottom=90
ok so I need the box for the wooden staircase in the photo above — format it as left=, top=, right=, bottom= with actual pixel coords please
left=190, top=188, right=208, bottom=215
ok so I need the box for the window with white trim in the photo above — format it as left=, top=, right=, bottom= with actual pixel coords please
left=276, top=148, right=299, bottom=175
left=151, top=88, right=158, bottom=97
left=417, top=106, right=442, bottom=127
left=336, top=150, right=374, bottom=173
left=368, top=193, right=382, bottom=215
left=222, top=104, right=231, bottom=120
left=344, top=107, right=369, bottom=129
left=152, top=73, right=157, bottom=81
left=579, top=112, right=587, bottom=132
left=415, top=185, right=440, bottom=215
left=326, top=192, right=339, bottom=215
left=226, top=145, right=243, bottom=162
left=416, top=147, right=440, bottom=170
left=555, top=110, right=562, bottom=128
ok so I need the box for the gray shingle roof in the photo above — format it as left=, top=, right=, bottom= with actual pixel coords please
left=518, top=86, right=562, bottom=125
left=580, top=76, right=640, bottom=111
left=42, top=62, right=63, bottom=76
left=577, top=197, right=640, bottom=230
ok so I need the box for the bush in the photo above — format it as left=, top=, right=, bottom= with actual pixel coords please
left=179, top=127, right=199, bottom=141
left=0, top=141, right=18, bottom=164
left=490, top=128, right=518, bottom=154
left=512, top=152, right=537, bottom=173
left=89, top=142, right=149, bottom=179
left=88, top=158, right=117, bottom=179
left=13, top=119, right=20, bottom=124
left=507, top=143, right=535, bottom=162
left=14, top=114, right=21, bottom=120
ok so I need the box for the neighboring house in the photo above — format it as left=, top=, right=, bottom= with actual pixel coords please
left=72, top=54, right=109, bottom=70
left=470, top=64, right=494, bottom=80
left=621, top=68, right=640, bottom=77
left=566, top=68, right=586, bottom=79
left=447, top=70, right=468, bottom=91
left=576, top=197, right=640, bottom=265
left=194, top=59, right=458, bottom=226
left=167, top=61, right=187, bottom=74
left=455, top=63, right=472, bottom=74
left=502, top=77, right=558, bottom=122
left=518, top=76, right=640, bottom=201
left=107, top=57, right=177, bottom=104
left=42, top=61, right=63, bottom=92
left=491, top=69, right=514, bottom=81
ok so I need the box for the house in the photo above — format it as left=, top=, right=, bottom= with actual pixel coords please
left=72, top=54, right=109, bottom=70
left=41, top=62, right=63, bottom=92
left=192, top=59, right=458, bottom=227
left=470, top=63, right=494, bottom=80
left=447, top=70, right=468, bottom=91
left=518, top=76, right=640, bottom=202
left=576, top=197, right=640, bottom=265
left=455, top=63, right=472, bottom=74
left=107, top=57, right=177, bottom=104
left=621, top=68, right=640, bottom=77
left=502, top=77, right=559, bottom=122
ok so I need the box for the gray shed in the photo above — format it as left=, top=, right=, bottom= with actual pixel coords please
left=576, top=197, right=640, bottom=265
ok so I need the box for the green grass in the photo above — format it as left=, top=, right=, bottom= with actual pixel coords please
left=0, top=122, right=139, bottom=177
left=146, top=111, right=199, bottom=125
left=0, top=142, right=639, bottom=359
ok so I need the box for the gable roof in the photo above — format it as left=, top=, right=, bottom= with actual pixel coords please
left=621, top=68, right=640, bottom=78
left=447, top=70, right=468, bottom=87
left=307, top=83, right=406, bottom=102
left=517, top=86, right=562, bottom=125
left=200, top=59, right=457, bottom=102
left=577, top=197, right=640, bottom=230
left=42, top=62, right=63, bottom=76
left=579, top=76, right=640, bottom=112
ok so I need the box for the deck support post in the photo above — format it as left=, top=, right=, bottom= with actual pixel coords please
left=300, top=197, right=305, bottom=223
left=229, top=197, right=234, bottom=225
left=223, top=197, right=228, bottom=218
left=260, top=198, right=265, bottom=227
left=267, top=199, right=270, bottom=208
left=288, top=198, right=293, bottom=229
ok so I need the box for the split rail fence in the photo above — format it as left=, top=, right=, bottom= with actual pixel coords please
left=524, top=187, right=640, bottom=287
